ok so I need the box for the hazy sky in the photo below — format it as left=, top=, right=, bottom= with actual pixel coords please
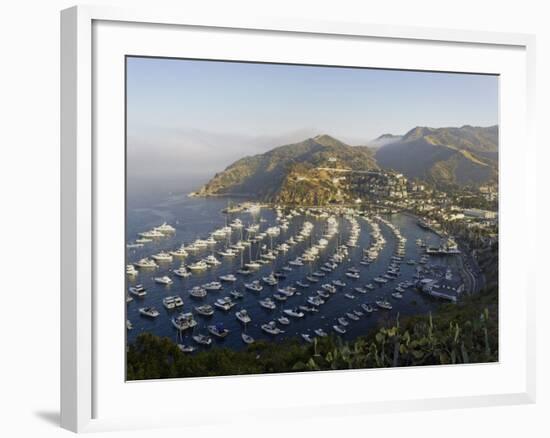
left=126, top=56, right=498, bottom=190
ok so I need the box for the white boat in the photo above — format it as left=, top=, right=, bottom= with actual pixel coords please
left=365, top=283, right=375, bottom=290
left=361, top=303, right=374, bottom=313
left=188, top=260, right=208, bottom=271
left=376, top=300, right=393, bottom=310
left=333, top=325, right=346, bottom=334
left=154, top=275, right=173, bottom=285
left=345, top=272, right=360, bottom=279
left=332, top=280, right=346, bottom=288
left=241, top=333, right=255, bottom=344
left=173, top=265, right=191, bottom=278
left=277, top=316, right=290, bottom=325
left=189, top=286, right=207, bottom=298
left=344, top=293, right=355, bottom=300
left=262, top=274, right=278, bottom=286
left=244, top=281, right=263, bottom=292
left=192, top=334, right=212, bottom=345
left=204, top=255, right=221, bottom=265
left=129, top=284, right=147, bottom=297
left=169, top=248, right=189, bottom=258
left=283, top=308, right=304, bottom=318
left=163, top=296, right=183, bottom=309
left=218, top=248, right=238, bottom=257
left=208, top=323, right=230, bottom=338
left=135, top=238, right=152, bottom=244
left=314, top=328, right=328, bottom=337
left=301, top=333, right=314, bottom=343
left=139, top=307, right=159, bottom=318
left=230, top=290, right=244, bottom=299
left=138, top=229, right=164, bottom=239
left=259, top=298, right=276, bottom=310
left=203, top=281, right=222, bottom=291
left=155, top=222, right=176, bottom=233
left=244, top=261, right=261, bottom=269
left=392, top=292, right=403, bottom=299
left=337, top=317, right=349, bottom=327
left=172, top=312, right=197, bottom=331
left=151, top=252, right=173, bottom=263
left=219, top=274, right=237, bottom=282
left=126, top=320, right=133, bottom=330
left=126, top=264, right=138, bottom=276
left=373, top=277, right=388, bottom=284
left=214, top=297, right=236, bottom=311
left=346, top=312, right=359, bottom=321
left=261, top=321, right=284, bottom=335
left=134, top=258, right=158, bottom=269
left=177, top=344, right=196, bottom=353
left=126, top=243, right=144, bottom=249
left=235, top=309, right=251, bottom=324
left=194, top=304, right=215, bottom=316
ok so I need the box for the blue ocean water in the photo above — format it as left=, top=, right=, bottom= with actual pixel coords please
left=125, top=193, right=459, bottom=350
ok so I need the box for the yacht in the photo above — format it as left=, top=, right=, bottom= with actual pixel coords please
left=244, top=281, right=263, bottom=292
left=299, top=305, right=318, bottom=314
left=126, top=264, right=138, bottom=276
left=262, top=274, right=278, bottom=286
left=230, top=290, right=244, bottom=299
left=307, top=296, right=324, bottom=307
left=219, top=274, right=237, bottom=282
left=273, top=293, right=287, bottom=302
left=277, top=316, right=290, bottom=325
left=354, top=309, right=364, bottom=317
left=241, top=333, right=255, bottom=344
left=361, top=303, right=374, bottom=313
left=278, top=286, right=297, bottom=297
left=261, top=321, right=284, bottom=335
left=188, top=260, right=208, bottom=271
left=259, top=298, right=276, bottom=310
left=354, top=287, right=367, bottom=294
left=346, top=312, right=359, bottom=321
left=194, top=304, right=215, bottom=316
left=171, top=312, right=198, bottom=331
left=392, top=292, right=403, bottom=299
left=332, top=280, right=346, bottom=288
left=301, top=333, right=314, bottom=343
left=333, top=325, right=346, bottom=334
left=177, top=344, right=196, bottom=353
left=192, top=334, right=212, bottom=346
left=314, top=328, right=328, bottom=337
left=173, top=265, right=191, bottom=278
left=135, top=238, right=152, bottom=244
left=373, top=277, right=388, bottom=284
left=288, top=258, right=304, bottom=266
left=322, top=284, right=337, bottom=294
left=151, top=252, right=173, bottom=263
left=244, top=261, right=261, bottom=269
left=155, top=222, right=176, bottom=234
left=235, top=309, right=251, bottom=324
left=296, top=281, right=310, bottom=288
left=236, top=268, right=253, bottom=276
left=365, top=283, right=375, bottom=290
left=283, top=308, right=304, bottom=318
left=126, top=295, right=133, bottom=303
left=189, top=286, right=207, bottom=298
left=169, top=248, right=189, bottom=258
left=214, top=297, right=236, bottom=311
left=129, top=284, right=147, bottom=297
left=163, top=296, right=184, bottom=309
left=154, top=275, right=173, bottom=285
left=138, top=229, right=164, bottom=239
left=218, top=248, right=238, bottom=257
left=317, top=289, right=330, bottom=299
left=126, top=320, right=133, bottom=330
left=208, top=323, right=230, bottom=338
left=376, top=299, right=393, bottom=310
left=139, top=307, right=160, bottom=318
left=203, top=281, right=222, bottom=291
left=134, top=258, right=158, bottom=269
left=345, top=272, right=360, bottom=279
left=337, top=317, right=349, bottom=327
left=306, top=275, right=319, bottom=283
left=204, top=255, right=221, bottom=265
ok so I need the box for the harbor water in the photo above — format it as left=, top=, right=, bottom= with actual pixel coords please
left=126, top=191, right=462, bottom=351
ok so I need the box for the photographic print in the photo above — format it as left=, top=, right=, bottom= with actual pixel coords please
left=125, top=57, right=499, bottom=380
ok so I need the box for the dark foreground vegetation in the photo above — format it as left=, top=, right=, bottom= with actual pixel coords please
left=127, top=287, right=498, bottom=380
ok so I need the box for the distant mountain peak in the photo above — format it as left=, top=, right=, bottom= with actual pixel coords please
left=312, top=134, right=348, bottom=148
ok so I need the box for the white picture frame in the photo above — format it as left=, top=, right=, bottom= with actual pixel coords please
left=60, top=5, right=537, bottom=433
